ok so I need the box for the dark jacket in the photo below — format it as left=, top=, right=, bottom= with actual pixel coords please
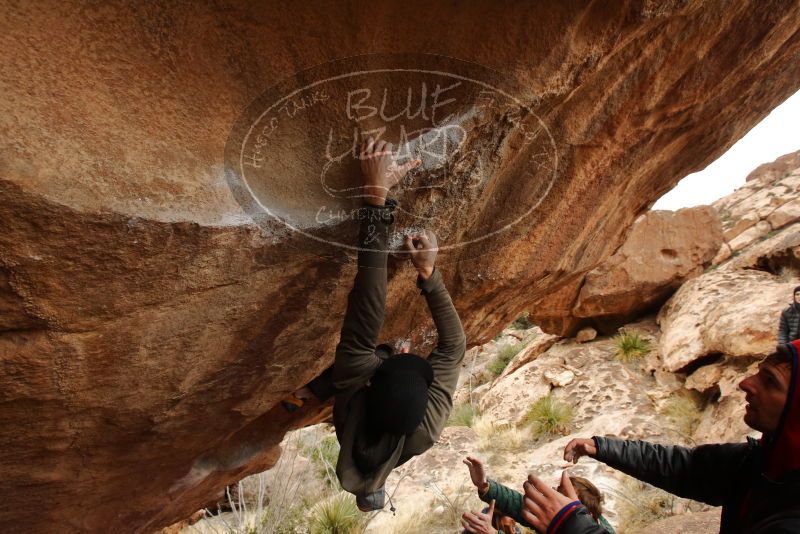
left=479, top=479, right=614, bottom=534
left=332, top=203, right=466, bottom=505
left=778, top=302, right=800, bottom=345
left=555, top=339, right=800, bottom=533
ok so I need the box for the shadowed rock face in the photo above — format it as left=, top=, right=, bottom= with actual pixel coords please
left=2, top=1, right=800, bottom=532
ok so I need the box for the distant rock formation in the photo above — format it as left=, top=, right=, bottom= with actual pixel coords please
left=529, top=206, right=723, bottom=335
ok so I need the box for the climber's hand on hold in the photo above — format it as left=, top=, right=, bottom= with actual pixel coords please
left=360, top=136, right=421, bottom=206
left=403, top=230, right=438, bottom=280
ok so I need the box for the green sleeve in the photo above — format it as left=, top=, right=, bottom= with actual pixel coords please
left=480, top=479, right=537, bottom=531
left=598, top=515, right=615, bottom=533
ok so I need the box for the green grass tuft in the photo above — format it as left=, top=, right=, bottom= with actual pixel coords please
left=613, top=331, right=652, bottom=362
left=447, top=402, right=478, bottom=428
left=488, top=343, right=524, bottom=376
left=525, top=394, right=573, bottom=438
left=510, top=312, right=534, bottom=330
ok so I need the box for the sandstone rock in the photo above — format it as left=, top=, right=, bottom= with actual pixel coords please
left=3, top=2, right=800, bottom=531
left=501, top=329, right=560, bottom=377
left=544, top=368, right=575, bottom=387
left=721, top=222, right=800, bottom=273
left=534, top=207, right=723, bottom=334
left=479, top=359, right=552, bottom=425
left=723, top=214, right=759, bottom=241
left=768, top=197, right=800, bottom=229
left=745, top=150, right=800, bottom=183
left=712, top=242, right=732, bottom=264
left=575, top=326, right=597, bottom=343
left=685, top=362, right=724, bottom=392
left=728, top=220, right=772, bottom=252
left=658, top=269, right=795, bottom=371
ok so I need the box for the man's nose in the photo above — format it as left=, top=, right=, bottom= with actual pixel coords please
left=739, top=376, right=754, bottom=393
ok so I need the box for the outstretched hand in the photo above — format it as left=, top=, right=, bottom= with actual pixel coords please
left=521, top=471, right=579, bottom=533
left=461, top=499, right=496, bottom=534
left=563, top=438, right=597, bottom=464
left=403, top=230, right=438, bottom=280
left=463, top=456, right=488, bottom=489
left=360, top=136, right=421, bottom=206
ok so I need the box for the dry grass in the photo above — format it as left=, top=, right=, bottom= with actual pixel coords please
left=660, top=392, right=702, bottom=442
left=447, top=402, right=478, bottom=428
left=615, top=478, right=677, bottom=534
left=472, top=414, right=531, bottom=452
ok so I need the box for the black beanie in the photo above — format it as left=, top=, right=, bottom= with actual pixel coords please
left=365, top=354, right=434, bottom=435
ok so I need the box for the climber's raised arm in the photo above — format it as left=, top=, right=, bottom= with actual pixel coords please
left=403, top=229, right=467, bottom=452
left=332, top=138, right=421, bottom=391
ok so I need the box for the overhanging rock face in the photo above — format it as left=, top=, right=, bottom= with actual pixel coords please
left=1, top=2, right=800, bottom=532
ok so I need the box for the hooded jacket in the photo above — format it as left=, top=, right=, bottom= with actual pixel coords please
left=777, top=286, right=800, bottom=344
left=550, top=339, right=800, bottom=534
left=331, top=203, right=466, bottom=509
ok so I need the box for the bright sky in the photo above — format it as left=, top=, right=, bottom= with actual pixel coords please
left=653, top=89, right=800, bottom=210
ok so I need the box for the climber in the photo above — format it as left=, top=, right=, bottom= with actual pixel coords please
left=777, top=286, right=800, bottom=344
left=460, top=456, right=614, bottom=534
left=284, top=136, right=466, bottom=512
left=516, top=341, right=800, bottom=533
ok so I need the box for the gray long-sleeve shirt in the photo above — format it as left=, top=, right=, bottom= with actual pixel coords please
left=332, top=203, right=466, bottom=499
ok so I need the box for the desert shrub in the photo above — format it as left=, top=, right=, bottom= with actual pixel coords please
left=471, top=412, right=530, bottom=452
left=429, top=480, right=483, bottom=532
left=525, top=394, right=573, bottom=438
left=191, top=435, right=308, bottom=534
left=613, top=331, right=652, bottom=362
left=616, top=479, right=677, bottom=534
left=660, top=392, right=702, bottom=441
left=447, top=402, right=478, bottom=428
left=309, top=492, right=363, bottom=534
left=307, top=435, right=340, bottom=488
left=488, top=343, right=524, bottom=376
left=494, top=425, right=528, bottom=452
left=510, top=312, right=534, bottom=330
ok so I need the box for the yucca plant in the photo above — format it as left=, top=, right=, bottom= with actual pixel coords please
left=613, top=331, right=652, bottom=362
left=309, top=492, right=362, bottom=534
left=525, top=394, right=573, bottom=438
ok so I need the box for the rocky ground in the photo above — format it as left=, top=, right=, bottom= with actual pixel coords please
left=180, top=151, right=799, bottom=534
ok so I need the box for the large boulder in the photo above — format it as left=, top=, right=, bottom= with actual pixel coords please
left=658, top=269, right=796, bottom=371
left=528, top=206, right=723, bottom=336
left=2, top=2, right=800, bottom=532
left=573, top=207, right=723, bottom=330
